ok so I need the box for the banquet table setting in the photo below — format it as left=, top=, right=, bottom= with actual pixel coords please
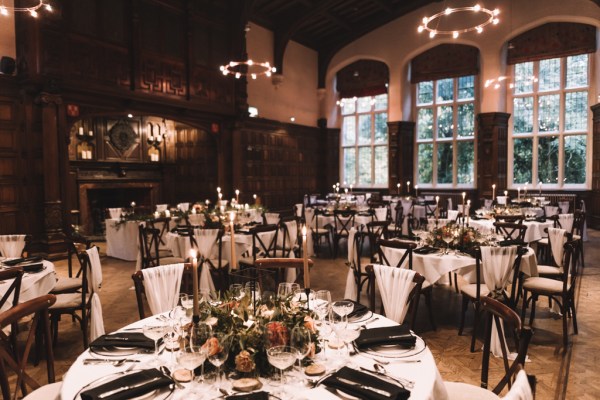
left=0, top=257, right=56, bottom=312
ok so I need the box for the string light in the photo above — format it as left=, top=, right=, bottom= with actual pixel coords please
left=417, top=4, right=499, bottom=38
left=0, top=0, right=52, bottom=18
left=220, top=60, right=277, bottom=80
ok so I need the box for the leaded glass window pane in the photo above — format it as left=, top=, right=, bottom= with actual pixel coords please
left=358, top=115, right=371, bottom=144
left=437, top=142, right=453, bottom=184
left=513, top=138, right=533, bottom=184
left=513, top=97, right=533, bottom=134
left=538, top=94, right=560, bottom=132
left=417, top=108, right=433, bottom=140
left=565, top=91, right=588, bottom=131
left=374, top=94, right=388, bottom=111
left=341, top=99, right=355, bottom=115
left=358, top=147, right=372, bottom=185
left=564, top=135, right=586, bottom=184
left=342, top=116, right=355, bottom=145
left=374, top=113, right=388, bottom=143
left=458, top=76, right=475, bottom=100
left=436, top=78, right=453, bottom=102
left=457, top=141, right=474, bottom=184
left=566, top=54, right=588, bottom=88
left=538, top=58, right=560, bottom=92
left=417, top=143, right=433, bottom=184
left=374, top=146, right=388, bottom=184
left=437, top=105, right=453, bottom=138
left=343, top=148, right=356, bottom=185
left=357, top=97, right=371, bottom=113
left=457, top=103, right=474, bottom=137
left=417, top=81, right=434, bottom=105
left=538, top=136, right=559, bottom=184
left=514, top=62, right=534, bottom=94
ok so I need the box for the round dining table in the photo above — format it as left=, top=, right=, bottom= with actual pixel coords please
left=60, top=310, right=448, bottom=400
left=0, top=260, right=56, bottom=313
left=469, top=218, right=554, bottom=244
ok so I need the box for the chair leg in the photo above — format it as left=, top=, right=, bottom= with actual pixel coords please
left=562, top=298, right=569, bottom=348
left=470, top=302, right=480, bottom=353
left=453, top=273, right=459, bottom=293
left=423, top=291, right=436, bottom=331
left=458, top=295, right=469, bottom=336
left=521, top=290, right=529, bottom=322
left=529, top=295, right=538, bottom=327
left=82, top=310, right=89, bottom=350
left=570, top=295, right=578, bottom=335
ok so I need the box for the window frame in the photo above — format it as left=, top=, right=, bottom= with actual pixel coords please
left=507, top=54, right=593, bottom=190
left=339, top=94, right=389, bottom=188
left=413, top=75, right=478, bottom=189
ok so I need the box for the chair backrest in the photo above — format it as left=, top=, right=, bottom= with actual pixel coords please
left=254, top=258, right=313, bottom=292
left=373, top=207, right=388, bottom=222
left=263, top=212, right=280, bottom=225
left=138, top=224, right=160, bottom=269
left=140, top=263, right=184, bottom=316
left=249, top=224, right=279, bottom=260
left=479, top=296, right=533, bottom=395
left=146, top=217, right=171, bottom=247
left=495, top=214, right=525, bottom=224
left=479, top=246, right=524, bottom=306
left=560, top=240, right=580, bottom=293
left=365, top=265, right=424, bottom=329
left=556, top=214, right=573, bottom=233
left=365, top=221, right=388, bottom=261
left=133, top=263, right=198, bottom=319
left=304, top=207, right=316, bottom=229
left=377, top=239, right=416, bottom=270
left=494, top=221, right=527, bottom=243
left=277, top=217, right=299, bottom=257
left=0, top=268, right=24, bottom=313
left=544, top=205, right=560, bottom=217
left=0, top=235, right=27, bottom=259
left=333, top=209, right=356, bottom=235
left=0, top=294, right=56, bottom=400
left=572, top=210, right=585, bottom=237
left=107, top=208, right=122, bottom=219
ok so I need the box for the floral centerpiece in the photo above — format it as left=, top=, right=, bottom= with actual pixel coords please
left=426, top=221, right=487, bottom=255
left=193, top=291, right=319, bottom=378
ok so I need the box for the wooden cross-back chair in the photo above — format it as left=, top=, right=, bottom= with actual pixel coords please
left=254, top=258, right=313, bottom=293
left=494, top=221, right=528, bottom=244
left=311, top=208, right=333, bottom=258
left=494, top=214, right=525, bottom=224
left=364, top=221, right=388, bottom=262
left=377, top=239, right=436, bottom=330
left=190, top=227, right=229, bottom=292
left=238, top=224, right=279, bottom=270
left=132, top=263, right=199, bottom=319
left=0, top=294, right=56, bottom=400
left=146, top=217, right=172, bottom=247
left=0, top=268, right=24, bottom=359
left=332, top=209, right=356, bottom=258
left=572, top=210, right=585, bottom=268
left=388, top=203, right=404, bottom=238
left=277, top=216, right=299, bottom=258
left=138, top=225, right=184, bottom=269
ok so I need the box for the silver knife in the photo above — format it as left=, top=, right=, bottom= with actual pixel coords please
left=83, top=358, right=140, bottom=364
left=336, top=377, right=391, bottom=397
left=97, top=376, right=162, bottom=399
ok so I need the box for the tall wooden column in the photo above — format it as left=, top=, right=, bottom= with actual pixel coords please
left=388, top=121, right=415, bottom=193
left=590, top=103, right=600, bottom=228
left=36, top=92, right=67, bottom=256
left=322, top=118, right=340, bottom=192
left=477, top=112, right=510, bottom=198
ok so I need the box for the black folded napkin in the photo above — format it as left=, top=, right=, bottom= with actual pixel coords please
left=355, top=325, right=416, bottom=349
left=535, top=217, right=546, bottom=222
left=226, top=392, right=270, bottom=400
left=20, top=262, right=44, bottom=272
left=414, top=246, right=438, bottom=255
left=323, top=367, right=410, bottom=400
left=347, top=300, right=369, bottom=319
left=497, top=239, right=525, bottom=247
left=3, top=256, right=42, bottom=266
left=81, top=368, right=172, bottom=400
left=90, top=332, right=157, bottom=351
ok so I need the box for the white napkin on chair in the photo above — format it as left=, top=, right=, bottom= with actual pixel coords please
left=156, top=204, right=168, bottom=212
left=86, top=247, right=105, bottom=341
left=502, top=369, right=534, bottom=400
left=548, top=228, right=567, bottom=268
left=372, top=265, right=416, bottom=324
left=447, top=210, right=459, bottom=221
left=177, top=203, right=190, bottom=212
left=0, top=235, right=26, bottom=258
left=557, top=214, right=573, bottom=234
left=141, top=263, right=184, bottom=316
left=344, top=228, right=358, bottom=300
left=375, top=207, right=387, bottom=222
left=193, top=229, right=219, bottom=293
left=108, top=208, right=122, bottom=220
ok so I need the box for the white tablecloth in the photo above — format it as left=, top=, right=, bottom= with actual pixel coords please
left=0, top=260, right=56, bottom=313
left=105, top=219, right=139, bottom=261
left=60, top=312, right=447, bottom=400
left=469, top=219, right=554, bottom=243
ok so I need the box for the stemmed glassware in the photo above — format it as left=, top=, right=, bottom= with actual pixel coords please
left=332, top=300, right=354, bottom=320
left=207, top=332, right=233, bottom=391
left=313, top=290, right=331, bottom=360
left=441, top=227, right=454, bottom=255
left=290, top=326, right=312, bottom=376
left=180, top=293, right=193, bottom=318
left=267, top=345, right=298, bottom=388
left=229, top=284, right=245, bottom=300
left=142, top=321, right=167, bottom=367
left=277, top=282, right=300, bottom=302
left=176, top=322, right=212, bottom=394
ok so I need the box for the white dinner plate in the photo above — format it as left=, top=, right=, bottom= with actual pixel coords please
left=362, top=335, right=426, bottom=359
left=348, top=310, right=373, bottom=324
left=89, top=346, right=151, bottom=357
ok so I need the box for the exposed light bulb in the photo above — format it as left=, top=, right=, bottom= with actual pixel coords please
left=476, top=26, right=483, bottom=33
left=422, top=17, right=428, bottom=24
left=418, top=25, right=424, bottom=33
left=452, top=31, right=459, bottom=39
left=30, top=9, right=38, bottom=17
left=222, top=70, right=228, bottom=75
left=235, top=72, right=241, bottom=79
left=493, top=18, right=499, bottom=25
left=494, top=83, right=500, bottom=89
left=247, top=59, right=253, bottom=65
left=484, top=80, right=492, bottom=88
left=474, top=4, right=481, bottom=11
left=272, top=67, right=277, bottom=73
left=493, top=9, right=500, bottom=15
left=429, top=31, right=436, bottom=38
left=265, top=71, right=271, bottom=77
left=0, top=6, right=8, bottom=16
left=45, top=4, right=52, bottom=12
left=445, top=7, right=452, bottom=15
left=251, top=73, right=257, bottom=79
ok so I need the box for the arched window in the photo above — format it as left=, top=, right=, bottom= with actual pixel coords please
left=337, top=60, right=389, bottom=187
left=507, top=23, right=596, bottom=189
left=411, top=44, right=479, bottom=188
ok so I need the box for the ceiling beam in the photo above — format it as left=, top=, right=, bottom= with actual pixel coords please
left=273, top=0, right=346, bottom=74
left=325, top=11, right=352, bottom=32
left=369, top=0, right=392, bottom=13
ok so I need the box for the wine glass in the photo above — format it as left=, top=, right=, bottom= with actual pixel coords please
left=180, top=293, right=193, bottom=317
left=207, top=333, right=233, bottom=391
left=229, top=283, right=245, bottom=300
left=292, top=288, right=315, bottom=310
left=142, top=322, right=167, bottom=366
left=177, top=323, right=211, bottom=393
left=245, top=281, right=261, bottom=306
left=441, top=228, right=454, bottom=255
left=267, top=346, right=298, bottom=387
left=332, top=300, right=354, bottom=320
left=290, top=326, right=312, bottom=377
left=337, top=324, right=361, bottom=361
left=277, top=282, right=299, bottom=301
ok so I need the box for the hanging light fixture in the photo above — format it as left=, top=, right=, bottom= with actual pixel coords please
left=219, top=24, right=276, bottom=80
left=0, top=0, right=52, bottom=18
left=417, top=4, right=499, bottom=39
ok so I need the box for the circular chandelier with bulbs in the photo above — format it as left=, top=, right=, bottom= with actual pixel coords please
left=417, top=4, right=499, bottom=39
left=219, top=60, right=277, bottom=80
left=0, top=0, right=52, bottom=17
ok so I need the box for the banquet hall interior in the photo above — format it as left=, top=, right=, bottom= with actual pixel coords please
left=1, top=0, right=599, bottom=399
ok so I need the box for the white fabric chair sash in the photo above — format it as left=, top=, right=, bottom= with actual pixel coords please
left=177, top=203, right=190, bottom=212
left=558, top=201, right=570, bottom=214
left=375, top=207, right=387, bottom=222
left=188, top=213, right=205, bottom=226
left=156, top=204, right=168, bottom=212
left=108, top=208, right=122, bottom=219
left=380, top=246, right=409, bottom=270
left=294, top=204, right=303, bottom=218
left=86, top=247, right=105, bottom=341
left=343, top=228, right=358, bottom=300
left=141, top=263, right=184, bottom=316
left=557, top=214, right=573, bottom=235
left=193, top=228, right=219, bottom=260
left=447, top=198, right=453, bottom=211
left=484, top=199, right=493, bottom=210
left=447, top=210, right=459, bottom=221
left=265, top=213, right=280, bottom=225
left=548, top=228, right=567, bottom=268
left=502, top=369, right=534, bottom=400
left=544, top=206, right=559, bottom=217
left=0, top=234, right=26, bottom=258
left=373, top=265, right=416, bottom=324
left=481, top=246, right=517, bottom=296
left=496, top=196, right=507, bottom=205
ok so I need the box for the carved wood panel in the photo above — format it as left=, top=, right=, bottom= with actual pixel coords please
left=138, top=56, right=186, bottom=97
